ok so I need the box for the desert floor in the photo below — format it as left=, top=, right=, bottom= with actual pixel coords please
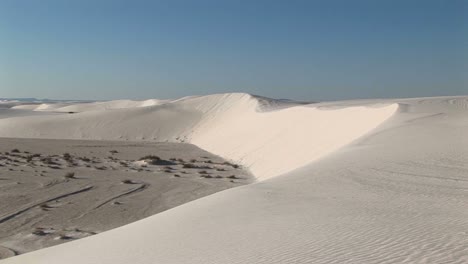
left=0, top=138, right=251, bottom=258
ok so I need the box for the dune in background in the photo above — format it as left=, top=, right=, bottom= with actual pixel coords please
left=1, top=93, right=468, bottom=264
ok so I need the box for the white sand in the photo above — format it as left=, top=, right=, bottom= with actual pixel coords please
left=1, top=94, right=467, bottom=263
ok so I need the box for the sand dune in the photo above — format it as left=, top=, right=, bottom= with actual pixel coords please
left=0, top=93, right=396, bottom=180
left=12, top=99, right=170, bottom=113
left=1, top=94, right=467, bottom=263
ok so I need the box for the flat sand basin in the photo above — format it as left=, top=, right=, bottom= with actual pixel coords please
left=0, top=138, right=252, bottom=258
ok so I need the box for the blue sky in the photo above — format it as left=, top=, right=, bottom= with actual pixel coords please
left=1, top=0, right=467, bottom=101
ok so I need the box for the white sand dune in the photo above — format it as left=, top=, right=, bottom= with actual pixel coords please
left=12, top=99, right=170, bottom=113
left=0, top=93, right=396, bottom=180
left=1, top=93, right=468, bottom=263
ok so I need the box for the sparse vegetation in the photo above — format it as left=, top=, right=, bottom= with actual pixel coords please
left=11, top=149, right=20, bottom=153
left=41, top=157, right=59, bottom=165
left=64, top=172, right=76, bottom=179
left=122, top=179, right=136, bottom=184
left=139, top=156, right=176, bottom=166
left=26, top=153, right=41, bottom=162
left=58, top=235, right=73, bottom=240
left=63, top=153, right=72, bottom=161
left=223, top=161, right=239, bottom=168
left=79, top=157, right=91, bottom=162
left=32, top=229, right=48, bottom=236
left=140, top=155, right=161, bottom=161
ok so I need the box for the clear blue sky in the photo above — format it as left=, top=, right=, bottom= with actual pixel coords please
left=1, top=0, right=467, bottom=101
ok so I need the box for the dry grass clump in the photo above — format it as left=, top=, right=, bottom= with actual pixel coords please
left=223, top=161, right=240, bottom=168
left=41, top=157, right=59, bottom=165
left=26, top=153, right=41, bottom=162
left=64, top=172, right=76, bottom=179
left=139, top=155, right=161, bottom=161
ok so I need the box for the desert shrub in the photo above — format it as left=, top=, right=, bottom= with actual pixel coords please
left=32, top=230, right=48, bottom=236
left=26, top=153, right=41, bottom=162
left=79, top=157, right=91, bottom=162
left=41, top=157, right=59, bottom=165
left=223, top=162, right=239, bottom=168
left=11, top=149, right=20, bottom=153
left=122, top=179, right=136, bottom=184
left=140, top=155, right=161, bottom=160
left=63, top=153, right=72, bottom=161
left=109, top=150, right=119, bottom=154
left=64, top=172, right=76, bottom=179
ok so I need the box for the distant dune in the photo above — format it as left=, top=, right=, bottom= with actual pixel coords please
left=1, top=93, right=468, bottom=264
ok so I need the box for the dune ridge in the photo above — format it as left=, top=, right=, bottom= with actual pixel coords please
left=0, top=93, right=397, bottom=180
